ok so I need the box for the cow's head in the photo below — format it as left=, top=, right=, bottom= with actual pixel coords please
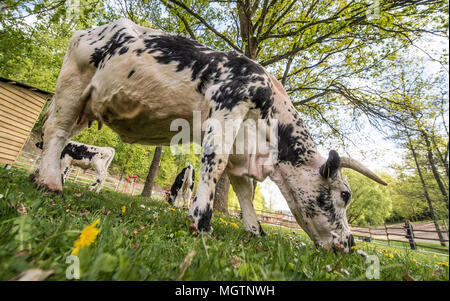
left=271, top=150, right=386, bottom=253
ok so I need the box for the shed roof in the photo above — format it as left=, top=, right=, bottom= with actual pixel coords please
left=0, top=77, right=53, bottom=96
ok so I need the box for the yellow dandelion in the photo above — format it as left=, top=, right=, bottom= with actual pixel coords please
left=164, top=201, right=170, bottom=205
left=412, top=258, right=417, bottom=263
left=170, top=208, right=176, bottom=212
left=351, top=246, right=358, bottom=251
left=219, top=217, right=228, bottom=225
left=229, top=222, right=239, bottom=229
left=121, top=206, right=126, bottom=215
left=437, top=261, right=449, bottom=267
left=72, top=219, right=101, bottom=255
left=384, top=253, right=394, bottom=259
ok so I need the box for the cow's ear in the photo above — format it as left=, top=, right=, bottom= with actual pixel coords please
left=319, top=150, right=341, bottom=179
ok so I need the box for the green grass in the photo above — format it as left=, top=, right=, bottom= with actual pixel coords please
left=0, top=167, right=448, bottom=281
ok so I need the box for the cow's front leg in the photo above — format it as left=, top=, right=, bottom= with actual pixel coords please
left=173, top=189, right=184, bottom=207
left=188, top=103, right=249, bottom=232
left=35, top=127, right=69, bottom=193
left=35, top=83, right=91, bottom=193
left=90, top=169, right=107, bottom=193
left=228, top=174, right=266, bottom=236
left=183, top=186, right=193, bottom=207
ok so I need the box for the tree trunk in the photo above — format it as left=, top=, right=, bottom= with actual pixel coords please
left=408, top=136, right=447, bottom=246
left=213, top=172, right=230, bottom=214
left=141, top=146, right=162, bottom=197
left=237, top=0, right=258, bottom=59
left=430, top=133, right=449, bottom=178
left=422, top=131, right=449, bottom=209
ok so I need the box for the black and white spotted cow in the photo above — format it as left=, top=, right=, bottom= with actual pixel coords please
left=34, top=19, right=387, bottom=252
left=35, top=141, right=114, bottom=192
left=167, top=165, right=195, bottom=207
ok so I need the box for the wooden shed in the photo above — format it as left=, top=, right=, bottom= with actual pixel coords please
left=0, top=77, right=53, bottom=165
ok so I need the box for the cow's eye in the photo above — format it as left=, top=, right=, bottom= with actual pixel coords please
left=341, top=191, right=351, bottom=204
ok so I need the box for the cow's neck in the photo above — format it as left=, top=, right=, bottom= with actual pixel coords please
left=267, top=87, right=324, bottom=234
left=272, top=99, right=322, bottom=170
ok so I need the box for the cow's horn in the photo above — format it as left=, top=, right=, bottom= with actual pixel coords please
left=340, top=157, right=387, bottom=185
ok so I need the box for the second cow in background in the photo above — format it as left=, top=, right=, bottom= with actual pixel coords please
left=36, top=141, right=115, bottom=192
left=167, top=165, right=195, bottom=207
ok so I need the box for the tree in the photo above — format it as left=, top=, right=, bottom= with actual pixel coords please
left=141, top=146, right=162, bottom=197
left=407, top=134, right=447, bottom=246
left=378, top=61, right=449, bottom=245
left=345, top=170, right=392, bottom=226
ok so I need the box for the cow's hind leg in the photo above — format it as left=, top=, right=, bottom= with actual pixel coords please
left=94, top=172, right=107, bottom=193
left=228, top=174, right=266, bottom=236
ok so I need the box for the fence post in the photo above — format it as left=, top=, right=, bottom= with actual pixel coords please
left=408, top=223, right=416, bottom=250
left=384, top=223, right=390, bottom=246
left=442, top=219, right=449, bottom=237
left=368, top=226, right=372, bottom=241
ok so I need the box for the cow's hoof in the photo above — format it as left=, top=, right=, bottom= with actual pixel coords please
left=29, top=173, right=36, bottom=183
left=247, top=223, right=265, bottom=236
left=29, top=170, right=39, bottom=183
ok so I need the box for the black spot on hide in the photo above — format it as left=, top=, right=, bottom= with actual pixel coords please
left=277, top=123, right=307, bottom=166
left=60, top=143, right=97, bottom=161
left=169, top=166, right=189, bottom=199
left=127, top=69, right=136, bottom=78
left=197, top=203, right=212, bottom=231
left=89, top=28, right=135, bottom=68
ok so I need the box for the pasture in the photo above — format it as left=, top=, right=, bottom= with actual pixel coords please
left=0, top=167, right=448, bottom=281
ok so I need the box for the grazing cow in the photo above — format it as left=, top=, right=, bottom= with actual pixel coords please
left=34, top=19, right=387, bottom=252
left=35, top=141, right=115, bottom=192
left=167, top=165, right=195, bottom=207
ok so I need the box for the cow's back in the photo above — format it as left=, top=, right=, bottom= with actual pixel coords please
left=66, top=19, right=160, bottom=72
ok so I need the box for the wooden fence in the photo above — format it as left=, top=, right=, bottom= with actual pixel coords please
left=10, top=149, right=165, bottom=200
left=229, top=206, right=449, bottom=253
left=350, top=223, right=449, bottom=252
